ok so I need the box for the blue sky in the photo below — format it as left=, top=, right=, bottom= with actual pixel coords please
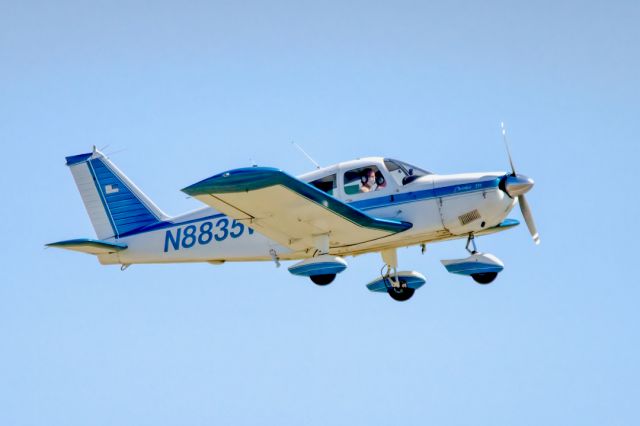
left=1, top=1, right=638, bottom=425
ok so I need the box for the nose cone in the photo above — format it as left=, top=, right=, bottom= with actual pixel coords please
left=504, top=174, right=534, bottom=197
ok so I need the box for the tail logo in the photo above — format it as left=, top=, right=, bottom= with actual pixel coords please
left=105, top=184, right=120, bottom=194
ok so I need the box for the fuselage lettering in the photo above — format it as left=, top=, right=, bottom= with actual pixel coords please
left=163, top=217, right=254, bottom=252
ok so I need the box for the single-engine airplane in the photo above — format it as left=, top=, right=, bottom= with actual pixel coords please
left=48, top=128, right=539, bottom=301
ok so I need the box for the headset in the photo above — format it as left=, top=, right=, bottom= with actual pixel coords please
left=360, top=169, right=386, bottom=188
left=360, top=168, right=373, bottom=184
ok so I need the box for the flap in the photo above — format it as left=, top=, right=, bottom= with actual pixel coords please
left=46, top=238, right=128, bottom=255
left=182, top=167, right=412, bottom=251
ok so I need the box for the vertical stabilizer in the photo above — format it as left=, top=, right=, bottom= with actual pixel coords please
left=65, top=149, right=168, bottom=239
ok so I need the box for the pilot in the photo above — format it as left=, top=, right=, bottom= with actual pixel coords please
left=360, top=169, right=377, bottom=193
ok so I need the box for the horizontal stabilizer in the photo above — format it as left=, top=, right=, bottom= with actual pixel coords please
left=46, top=238, right=128, bottom=255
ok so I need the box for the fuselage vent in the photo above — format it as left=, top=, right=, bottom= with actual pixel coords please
left=459, top=209, right=481, bottom=226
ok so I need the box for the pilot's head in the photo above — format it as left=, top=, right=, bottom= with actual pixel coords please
left=362, top=169, right=376, bottom=188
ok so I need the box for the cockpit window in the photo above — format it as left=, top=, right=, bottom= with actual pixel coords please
left=310, top=174, right=337, bottom=195
left=384, top=159, right=431, bottom=185
left=344, top=166, right=387, bottom=195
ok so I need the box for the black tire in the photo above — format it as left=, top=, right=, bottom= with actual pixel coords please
left=310, top=274, right=336, bottom=286
left=387, top=286, right=415, bottom=302
left=471, top=272, right=498, bottom=285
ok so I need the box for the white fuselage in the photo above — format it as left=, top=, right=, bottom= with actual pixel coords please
left=97, top=158, right=516, bottom=265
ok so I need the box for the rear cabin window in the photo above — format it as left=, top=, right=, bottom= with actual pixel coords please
left=343, top=166, right=387, bottom=195
left=310, top=174, right=337, bottom=195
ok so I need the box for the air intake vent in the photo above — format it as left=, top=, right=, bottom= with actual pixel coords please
left=459, top=209, right=481, bottom=225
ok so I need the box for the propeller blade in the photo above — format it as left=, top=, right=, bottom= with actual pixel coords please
left=501, top=122, right=516, bottom=175
left=518, top=194, right=540, bottom=245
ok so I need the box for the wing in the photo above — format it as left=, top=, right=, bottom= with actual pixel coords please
left=182, top=167, right=412, bottom=251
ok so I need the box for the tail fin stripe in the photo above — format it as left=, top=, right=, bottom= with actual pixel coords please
left=90, top=159, right=161, bottom=221
left=88, top=158, right=161, bottom=236
left=87, top=159, right=119, bottom=237
left=66, top=149, right=168, bottom=239
left=113, top=215, right=158, bottom=226
left=109, top=205, right=150, bottom=215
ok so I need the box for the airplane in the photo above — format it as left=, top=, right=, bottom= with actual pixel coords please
left=47, top=130, right=539, bottom=302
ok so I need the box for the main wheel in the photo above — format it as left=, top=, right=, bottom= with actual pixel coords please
left=387, top=286, right=415, bottom=302
left=310, top=274, right=336, bottom=285
left=471, top=272, right=498, bottom=285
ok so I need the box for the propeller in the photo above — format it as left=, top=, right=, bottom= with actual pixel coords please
left=500, top=122, right=540, bottom=245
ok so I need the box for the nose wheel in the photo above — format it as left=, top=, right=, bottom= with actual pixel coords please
left=467, top=234, right=500, bottom=285
left=440, top=234, right=504, bottom=285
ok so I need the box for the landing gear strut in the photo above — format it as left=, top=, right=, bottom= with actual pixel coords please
left=366, top=249, right=427, bottom=301
left=465, top=233, right=479, bottom=255
left=380, top=249, right=419, bottom=302
left=381, top=249, right=413, bottom=302
left=379, top=262, right=416, bottom=302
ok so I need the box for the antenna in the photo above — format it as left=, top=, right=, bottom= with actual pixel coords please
left=104, top=148, right=127, bottom=158
left=292, top=141, right=321, bottom=169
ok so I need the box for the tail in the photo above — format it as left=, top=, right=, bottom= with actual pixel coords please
left=65, top=148, right=169, bottom=239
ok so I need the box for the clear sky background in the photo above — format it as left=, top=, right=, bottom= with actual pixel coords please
left=1, top=1, right=638, bottom=425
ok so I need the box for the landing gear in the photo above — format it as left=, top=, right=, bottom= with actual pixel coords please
left=381, top=249, right=409, bottom=302
left=465, top=235, right=500, bottom=285
left=441, top=234, right=504, bottom=284
left=465, top=233, right=479, bottom=255
left=288, top=235, right=347, bottom=286
left=387, top=282, right=415, bottom=301
left=365, top=249, right=426, bottom=301
left=310, top=274, right=336, bottom=286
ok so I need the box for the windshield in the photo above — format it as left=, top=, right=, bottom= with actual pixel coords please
left=384, top=158, right=431, bottom=185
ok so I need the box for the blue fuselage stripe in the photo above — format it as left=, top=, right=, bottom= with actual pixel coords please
left=351, top=178, right=500, bottom=211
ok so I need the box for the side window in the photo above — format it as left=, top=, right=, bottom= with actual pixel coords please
left=343, top=166, right=387, bottom=195
left=310, top=174, right=337, bottom=196
left=384, top=158, right=431, bottom=185
left=384, top=160, right=406, bottom=186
